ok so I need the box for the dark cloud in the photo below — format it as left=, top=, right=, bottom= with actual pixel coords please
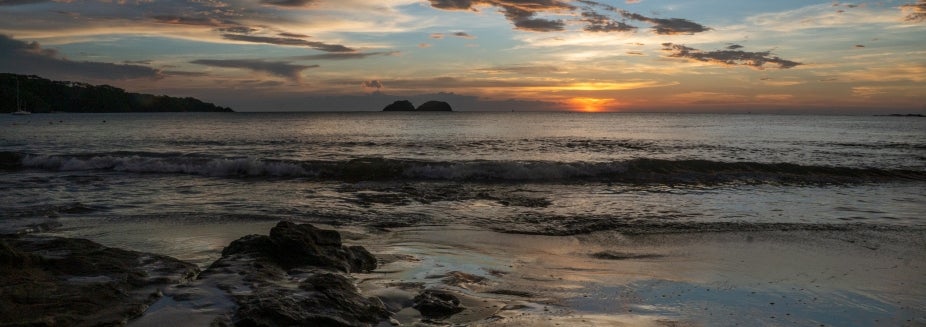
left=190, top=59, right=318, bottom=81
left=662, top=43, right=802, bottom=69
left=162, top=70, right=209, bottom=77
left=0, top=34, right=161, bottom=80
left=222, top=34, right=354, bottom=52
left=581, top=10, right=636, bottom=32
left=576, top=0, right=616, bottom=11
left=428, top=0, right=707, bottom=34
left=259, top=0, right=317, bottom=7
left=289, top=52, right=397, bottom=61
left=726, top=44, right=744, bottom=50
left=123, top=60, right=153, bottom=65
left=219, top=26, right=260, bottom=34
left=452, top=32, right=476, bottom=39
left=902, top=0, right=926, bottom=22
left=427, top=0, right=572, bottom=32
left=502, top=6, right=566, bottom=32
left=619, top=11, right=710, bottom=34
left=152, top=15, right=227, bottom=27
left=278, top=32, right=309, bottom=38
left=0, top=0, right=49, bottom=5
left=428, top=0, right=477, bottom=10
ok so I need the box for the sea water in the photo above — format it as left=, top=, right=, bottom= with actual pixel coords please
left=1, top=112, right=924, bottom=258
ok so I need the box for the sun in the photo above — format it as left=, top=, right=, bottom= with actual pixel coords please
left=569, top=97, right=615, bottom=112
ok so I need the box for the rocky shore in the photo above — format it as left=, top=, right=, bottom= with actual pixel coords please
left=1, top=221, right=466, bottom=326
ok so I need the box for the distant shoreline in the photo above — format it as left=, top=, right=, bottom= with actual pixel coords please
left=2, top=73, right=233, bottom=113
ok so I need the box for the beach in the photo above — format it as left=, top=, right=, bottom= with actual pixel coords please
left=2, top=112, right=925, bottom=325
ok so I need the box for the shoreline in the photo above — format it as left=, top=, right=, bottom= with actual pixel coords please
left=4, top=221, right=923, bottom=326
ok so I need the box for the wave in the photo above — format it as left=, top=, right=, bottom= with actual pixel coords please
left=5, top=151, right=924, bottom=184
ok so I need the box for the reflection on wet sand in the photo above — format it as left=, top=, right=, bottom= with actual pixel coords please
left=356, top=226, right=926, bottom=326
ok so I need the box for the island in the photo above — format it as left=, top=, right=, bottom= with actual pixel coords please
left=381, top=100, right=452, bottom=111
left=1, top=73, right=233, bottom=113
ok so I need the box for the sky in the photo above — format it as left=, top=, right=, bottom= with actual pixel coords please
left=0, top=0, right=924, bottom=112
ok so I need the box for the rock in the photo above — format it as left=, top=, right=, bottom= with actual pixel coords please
left=382, top=100, right=415, bottom=111
left=218, top=221, right=376, bottom=273
left=413, top=290, right=464, bottom=319
left=415, top=100, right=453, bottom=111
left=0, top=151, right=22, bottom=170
left=194, top=221, right=391, bottom=326
left=0, top=235, right=199, bottom=326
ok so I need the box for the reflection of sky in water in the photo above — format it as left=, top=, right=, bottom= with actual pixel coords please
left=568, top=279, right=923, bottom=326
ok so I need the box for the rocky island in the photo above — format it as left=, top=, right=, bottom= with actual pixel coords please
left=381, top=100, right=452, bottom=112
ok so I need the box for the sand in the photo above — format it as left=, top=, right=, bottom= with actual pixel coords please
left=43, top=220, right=926, bottom=326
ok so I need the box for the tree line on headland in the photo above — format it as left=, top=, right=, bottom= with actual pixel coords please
left=0, top=73, right=233, bottom=113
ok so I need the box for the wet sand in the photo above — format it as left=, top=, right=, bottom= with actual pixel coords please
left=44, top=220, right=926, bottom=326
left=353, top=226, right=925, bottom=326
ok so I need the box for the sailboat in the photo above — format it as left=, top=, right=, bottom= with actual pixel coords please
left=12, top=79, right=31, bottom=115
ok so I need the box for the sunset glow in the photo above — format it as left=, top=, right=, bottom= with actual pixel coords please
left=1, top=0, right=923, bottom=112
left=570, top=97, right=615, bottom=112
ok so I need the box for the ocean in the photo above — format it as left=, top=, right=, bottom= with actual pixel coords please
left=3, top=112, right=924, bottom=235
left=2, top=112, right=925, bottom=325
left=3, top=112, right=925, bottom=238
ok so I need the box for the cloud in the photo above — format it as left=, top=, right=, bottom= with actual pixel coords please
left=577, top=1, right=708, bottom=35
left=152, top=15, right=230, bottom=27
left=0, top=34, right=161, bottom=80
left=361, top=80, right=383, bottom=91
left=902, top=0, right=926, bottom=22
left=619, top=11, right=710, bottom=35
left=259, top=0, right=316, bottom=7
left=426, top=0, right=573, bottom=32
left=222, top=34, right=355, bottom=52
left=190, top=59, right=318, bottom=81
left=581, top=11, right=636, bottom=32
left=662, top=43, right=802, bottom=69
left=502, top=6, right=567, bottom=32
left=476, top=64, right=563, bottom=74
left=419, top=43, right=432, bottom=48
left=289, top=52, right=396, bottom=61
left=452, top=32, right=476, bottom=39
left=0, top=0, right=51, bottom=5
left=430, top=33, right=445, bottom=39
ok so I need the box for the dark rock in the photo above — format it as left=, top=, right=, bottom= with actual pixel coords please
left=413, top=290, right=464, bottom=319
left=382, top=100, right=415, bottom=111
left=0, top=151, right=22, bottom=170
left=0, top=235, right=199, bottom=326
left=195, top=221, right=390, bottom=326
left=416, top=100, right=453, bottom=111
left=216, top=221, right=377, bottom=273
left=590, top=251, right=664, bottom=260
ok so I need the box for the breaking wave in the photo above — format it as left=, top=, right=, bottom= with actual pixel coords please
left=8, top=151, right=925, bottom=184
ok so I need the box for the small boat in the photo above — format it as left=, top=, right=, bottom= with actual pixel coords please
left=11, top=79, right=31, bottom=115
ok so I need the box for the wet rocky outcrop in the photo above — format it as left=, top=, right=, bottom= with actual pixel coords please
left=382, top=100, right=415, bottom=111
left=413, top=289, right=464, bottom=319
left=0, top=235, right=199, bottom=326
left=190, top=221, right=390, bottom=326
left=416, top=101, right=452, bottom=111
